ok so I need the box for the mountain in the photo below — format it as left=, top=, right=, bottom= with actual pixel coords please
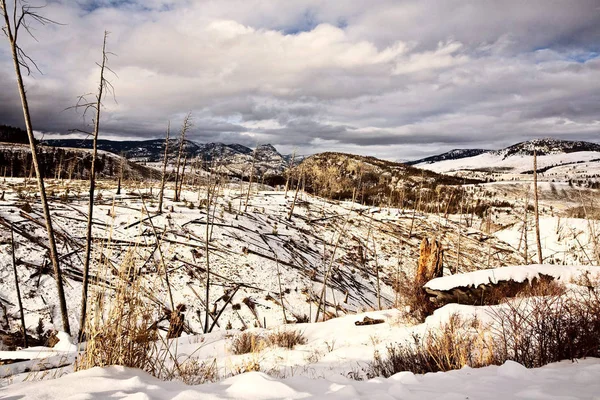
left=411, top=138, right=600, bottom=180
left=43, top=138, right=204, bottom=162
left=406, top=149, right=490, bottom=165
left=492, top=138, right=600, bottom=158
left=43, top=138, right=292, bottom=181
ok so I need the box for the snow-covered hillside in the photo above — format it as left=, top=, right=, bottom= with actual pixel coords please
left=413, top=138, right=600, bottom=183
left=0, top=178, right=522, bottom=340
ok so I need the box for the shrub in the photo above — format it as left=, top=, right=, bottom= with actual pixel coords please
left=177, top=358, right=218, bottom=385
left=368, top=282, right=600, bottom=378
left=394, top=271, right=434, bottom=323
left=367, top=314, right=494, bottom=378
left=230, top=331, right=264, bottom=355
left=267, top=329, right=307, bottom=349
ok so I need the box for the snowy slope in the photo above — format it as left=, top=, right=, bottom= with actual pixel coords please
left=416, top=150, right=600, bottom=175
left=0, top=178, right=523, bottom=342
left=412, top=138, right=600, bottom=183
left=3, top=358, right=600, bottom=399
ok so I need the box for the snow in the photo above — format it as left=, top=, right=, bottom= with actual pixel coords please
left=416, top=150, right=600, bottom=175
left=424, top=264, right=600, bottom=291
left=0, top=331, right=77, bottom=378
left=2, top=358, right=600, bottom=399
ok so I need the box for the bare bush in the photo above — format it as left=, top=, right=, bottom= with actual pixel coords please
left=177, top=358, right=218, bottom=385
left=367, top=314, right=494, bottom=378
left=369, top=283, right=600, bottom=378
left=394, top=271, right=434, bottom=323
left=267, top=329, right=307, bottom=349
left=489, top=285, right=600, bottom=368
left=230, top=331, right=264, bottom=355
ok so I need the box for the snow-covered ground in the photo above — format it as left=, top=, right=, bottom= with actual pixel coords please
left=2, top=298, right=600, bottom=398
left=3, top=357, right=600, bottom=399
left=1, top=177, right=599, bottom=398
left=425, top=264, right=600, bottom=291
left=0, top=177, right=523, bottom=338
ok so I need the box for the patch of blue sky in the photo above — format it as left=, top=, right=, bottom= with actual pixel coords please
left=78, top=0, right=157, bottom=13
left=282, top=9, right=319, bottom=35
left=567, top=51, right=599, bottom=63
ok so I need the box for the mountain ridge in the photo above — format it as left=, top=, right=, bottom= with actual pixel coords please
left=409, top=138, right=600, bottom=165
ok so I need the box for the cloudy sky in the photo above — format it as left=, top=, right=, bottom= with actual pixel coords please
left=1, top=0, right=599, bottom=160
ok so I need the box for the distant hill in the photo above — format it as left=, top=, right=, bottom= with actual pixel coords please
left=407, top=149, right=490, bottom=165
left=296, top=152, right=481, bottom=211
left=492, top=138, right=600, bottom=158
left=0, top=142, right=160, bottom=180
left=43, top=138, right=199, bottom=161
left=0, top=125, right=30, bottom=145
left=411, top=138, right=600, bottom=180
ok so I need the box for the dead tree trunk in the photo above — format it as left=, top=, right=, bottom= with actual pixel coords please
left=288, top=172, right=302, bottom=222
left=243, top=147, right=258, bottom=213
left=523, top=188, right=530, bottom=264
left=1, top=1, right=70, bottom=334
left=11, top=225, right=27, bottom=347
left=158, top=123, right=170, bottom=213
left=415, top=237, right=444, bottom=286
left=284, top=150, right=296, bottom=197
left=203, top=174, right=215, bottom=333
left=533, top=150, right=543, bottom=264
left=174, top=113, right=192, bottom=202
left=177, top=155, right=187, bottom=198
left=79, top=31, right=110, bottom=340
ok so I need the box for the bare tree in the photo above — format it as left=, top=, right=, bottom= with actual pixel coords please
left=177, top=155, right=187, bottom=198
left=287, top=165, right=303, bottom=221
left=158, top=122, right=170, bottom=213
left=174, top=113, right=192, bottom=202
left=243, top=146, right=258, bottom=213
left=11, top=225, right=27, bottom=347
left=533, top=150, right=543, bottom=264
left=203, top=171, right=218, bottom=333
left=1, top=0, right=70, bottom=334
left=284, top=149, right=296, bottom=197
left=76, top=31, right=114, bottom=340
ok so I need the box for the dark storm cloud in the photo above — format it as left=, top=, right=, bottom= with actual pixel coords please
left=0, top=0, right=599, bottom=160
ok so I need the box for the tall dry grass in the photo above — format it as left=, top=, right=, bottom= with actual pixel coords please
left=369, top=279, right=600, bottom=378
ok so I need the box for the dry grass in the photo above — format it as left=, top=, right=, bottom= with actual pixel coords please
left=75, top=247, right=164, bottom=374
left=367, top=314, right=494, bottom=377
left=394, top=271, right=434, bottom=323
left=369, top=281, right=600, bottom=378
left=230, top=331, right=265, bottom=355
left=177, top=358, right=218, bottom=385
left=230, top=329, right=307, bottom=355
left=267, top=329, right=307, bottom=349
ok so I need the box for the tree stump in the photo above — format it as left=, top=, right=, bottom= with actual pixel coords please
left=415, top=237, right=444, bottom=286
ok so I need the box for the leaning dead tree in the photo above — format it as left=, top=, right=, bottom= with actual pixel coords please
left=1, top=0, right=70, bottom=333
left=74, top=31, right=114, bottom=340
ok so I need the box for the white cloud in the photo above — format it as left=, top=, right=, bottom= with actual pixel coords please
left=1, top=0, right=599, bottom=160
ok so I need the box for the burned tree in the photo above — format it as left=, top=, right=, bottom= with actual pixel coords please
left=74, top=31, right=114, bottom=340
left=1, top=0, right=70, bottom=334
